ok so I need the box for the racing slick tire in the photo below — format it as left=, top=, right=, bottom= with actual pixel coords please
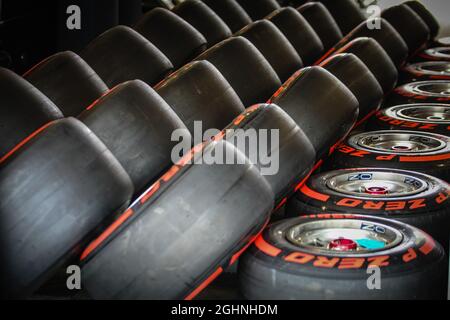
left=239, top=215, right=448, bottom=300
left=367, top=104, right=450, bottom=136
left=80, top=140, right=274, bottom=300
left=418, top=47, right=450, bottom=62
left=387, top=81, right=450, bottom=106
left=434, top=37, right=450, bottom=47
left=401, top=62, right=450, bottom=83
left=404, top=1, right=439, bottom=40
left=286, top=168, right=450, bottom=249
left=327, top=130, right=450, bottom=181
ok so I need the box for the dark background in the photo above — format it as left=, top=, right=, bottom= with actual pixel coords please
left=0, top=0, right=145, bottom=74
left=0, top=0, right=365, bottom=74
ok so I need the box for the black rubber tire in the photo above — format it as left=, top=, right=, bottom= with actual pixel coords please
left=267, top=7, right=324, bottom=66
left=367, top=103, right=450, bottom=136
left=320, top=53, right=383, bottom=125
left=239, top=215, right=448, bottom=300
left=0, top=67, right=63, bottom=158
left=24, top=51, right=108, bottom=117
left=236, top=20, right=304, bottom=83
left=269, top=66, right=359, bottom=161
left=333, top=37, right=398, bottom=95
left=81, top=26, right=174, bottom=87
left=195, top=36, right=281, bottom=107
left=286, top=168, right=450, bottom=249
left=381, top=4, right=430, bottom=55
left=222, top=104, right=316, bottom=204
left=387, top=80, right=450, bottom=106
left=156, top=60, right=245, bottom=135
left=404, top=1, right=440, bottom=40
left=0, top=118, right=133, bottom=299
left=173, top=0, right=232, bottom=47
left=434, top=36, right=450, bottom=48
left=400, top=61, right=450, bottom=84
left=79, top=80, right=188, bottom=197
left=202, top=0, right=252, bottom=33
left=81, top=139, right=274, bottom=300
left=297, top=2, right=343, bottom=52
left=134, top=7, right=207, bottom=69
left=417, top=47, right=450, bottom=62
left=318, top=0, right=366, bottom=36
left=324, top=17, right=409, bottom=68
left=327, top=130, right=450, bottom=181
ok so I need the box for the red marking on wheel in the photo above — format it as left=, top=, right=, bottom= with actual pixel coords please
left=329, top=238, right=357, bottom=251
left=365, top=186, right=388, bottom=195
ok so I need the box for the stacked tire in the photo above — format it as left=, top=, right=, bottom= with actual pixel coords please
left=1, top=0, right=449, bottom=301
left=239, top=0, right=450, bottom=300
left=239, top=214, right=447, bottom=300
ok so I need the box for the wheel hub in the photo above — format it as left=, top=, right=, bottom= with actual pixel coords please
left=364, top=186, right=389, bottom=195
left=386, top=104, right=450, bottom=124
left=409, top=61, right=450, bottom=75
left=286, top=220, right=403, bottom=255
left=329, top=238, right=358, bottom=251
left=424, top=47, right=450, bottom=59
left=351, top=130, right=447, bottom=155
left=437, top=37, right=450, bottom=46
left=406, top=81, right=450, bottom=97
left=326, top=170, right=428, bottom=199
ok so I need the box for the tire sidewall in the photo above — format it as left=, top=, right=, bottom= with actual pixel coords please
left=368, top=106, right=450, bottom=136
left=296, top=168, right=450, bottom=216
left=329, top=131, right=450, bottom=180
left=390, top=81, right=450, bottom=105
left=239, top=215, right=447, bottom=300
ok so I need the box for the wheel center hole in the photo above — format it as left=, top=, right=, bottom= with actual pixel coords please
left=365, top=186, right=388, bottom=195
left=329, top=238, right=357, bottom=251
left=392, top=145, right=412, bottom=151
left=427, top=116, right=445, bottom=120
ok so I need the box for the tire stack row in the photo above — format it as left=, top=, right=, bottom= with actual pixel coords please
left=0, top=0, right=448, bottom=300
left=239, top=0, right=450, bottom=300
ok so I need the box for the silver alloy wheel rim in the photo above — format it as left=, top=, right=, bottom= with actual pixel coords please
left=286, top=220, right=403, bottom=255
left=425, top=47, right=450, bottom=58
left=405, top=81, right=450, bottom=97
left=352, top=131, right=447, bottom=155
left=437, top=37, right=450, bottom=46
left=326, top=171, right=428, bottom=199
left=409, top=61, right=450, bottom=75
left=386, top=104, right=450, bottom=124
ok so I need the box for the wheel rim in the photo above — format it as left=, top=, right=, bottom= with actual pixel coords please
left=286, top=220, right=403, bottom=255
left=405, top=81, right=450, bottom=97
left=437, top=37, right=450, bottom=46
left=353, top=131, right=447, bottom=155
left=409, top=62, right=450, bottom=75
left=326, top=170, right=428, bottom=199
left=425, top=47, right=450, bottom=58
left=387, top=104, right=450, bottom=123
